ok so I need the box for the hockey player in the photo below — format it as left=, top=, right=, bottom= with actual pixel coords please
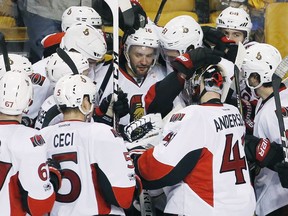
left=41, top=5, right=103, bottom=57
left=216, top=6, right=252, bottom=44
left=131, top=55, right=256, bottom=215
left=23, top=22, right=107, bottom=128
left=0, top=53, right=52, bottom=127
left=0, top=71, right=61, bottom=215
left=94, top=25, right=166, bottom=130
left=0, top=53, right=33, bottom=77
left=59, top=22, right=107, bottom=86
left=40, top=74, right=142, bottom=216
left=144, top=15, right=207, bottom=117
left=34, top=51, right=89, bottom=129
left=242, top=43, right=288, bottom=215
left=57, top=22, right=129, bottom=130
left=160, top=15, right=203, bottom=74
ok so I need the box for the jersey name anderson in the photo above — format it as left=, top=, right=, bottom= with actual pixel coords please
left=214, top=113, right=244, bottom=132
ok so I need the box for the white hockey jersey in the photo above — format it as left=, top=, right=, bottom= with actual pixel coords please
left=101, top=64, right=166, bottom=126
left=253, top=87, right=288, bottom=215
left=23, top=58, right=51, bottom=120
left=0, top=120, right=55, bottom=215
left=136, top=102, right=256, bottom=216
left=34, top=95, right=63, bottom=130
left=40, top=120, right=138, bottom=216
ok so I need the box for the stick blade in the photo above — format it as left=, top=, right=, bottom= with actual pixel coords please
left=274, top=56, right=288, bottom=79
left=235, top=42, right=246, bottom=70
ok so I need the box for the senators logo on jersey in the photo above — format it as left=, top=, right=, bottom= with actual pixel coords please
left=30, top=134, right=45, bottom=147
left=30, top=73, right=46, bottom=86
left=130, top=95, right=144, bottom=122
left=170, top=113, right=185, bottom=122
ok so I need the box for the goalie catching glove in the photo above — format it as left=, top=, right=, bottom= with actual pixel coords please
left=124, top=113, right=163, bottom=152
left=171, top=47, right=222, bottom=80
left=244, top=135, right=284, bottom=169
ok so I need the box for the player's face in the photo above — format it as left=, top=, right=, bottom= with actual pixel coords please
left=162, top=49, right=180, bottom=63
left=221, top=28, right=245, bottom=44
left=246, top=72, right=261, bottom=89
left=128, top=45, right=156, bottom=77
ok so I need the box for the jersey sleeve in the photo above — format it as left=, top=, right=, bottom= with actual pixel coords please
left=135, top=110, right=203, bottom=189
left=90, top=125, right=138, bottom=209
left=145, top=72, right=185, bottom=118
left=14, top=133, right=55, bottom=215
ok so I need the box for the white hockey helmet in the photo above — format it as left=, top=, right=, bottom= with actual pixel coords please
left=0, top=70, right=33, bottom=115
left=187, top=58, right=234, bottom=103
left=124, top=25, right=160, bottom=70
left=160, top=15, right=203, bottom=55
left=61, top=6, right=102, bottom=32
left=242, top=43, right=282, bottom=89
left=216, top=6, right=252, bottom=44
left=54, top=74, right=96, bottom=115
left=46, top=51, right=89, bottom=83
left=60, top=22, right=107, bottom=61
left=0, top=54, right=33, bottom=76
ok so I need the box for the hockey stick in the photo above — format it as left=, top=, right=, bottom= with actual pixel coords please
left=104, top=0, right=121, bottom=130
left=56, top=48, right=79, bottom=75
left=154, top=0, right=167, bottom=25
left=0, top=32, right=10, bottom=72
left=233, top=42, right=246, bottom=116
left=272, top=56, right=288, bottom=162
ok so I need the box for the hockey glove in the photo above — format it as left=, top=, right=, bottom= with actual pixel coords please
left=171, top=47, right=222, bottom=80
left=119, top=0, right=147, bottom=35
left=244, top=135, right=284, bottom=169
left=201, top=26, right=238, bottom=62
left=275, top=162, right=288, bottom=188
left=47, top=158, right=62, bottom=192
left=94, top=90, right=129, bottom=126
left=21, top=116, right=35, bottom=128
left=241, top=99, right=255, bottom=134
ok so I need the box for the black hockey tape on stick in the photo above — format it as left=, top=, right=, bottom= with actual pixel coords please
left=0, top=32, right=10, bottom=72
left=56, top=48, right=79, bottom=75
left=154, top=0, right=167, bottom=25
left=104, top=0, right=120, bottom=129
left=272, top=56, right=288, bottom=162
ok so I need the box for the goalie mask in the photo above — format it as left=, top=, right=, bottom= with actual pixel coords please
left=216, top=6, right=252, bottom=44
left=242, top=43, right=282, bottom=89
left=160, top=15, right=203, bottom=62
left=0, top=54, right=33, bottom=76
left=0, top=70, right=33, bottom=115
left=184, top=59, right=234, bottom=104
left=46, top=51, right=89, bottom=83
left=60, top=22, right=107, bottom=62
left=54, top=74, right=96, bottom=116
left=124, top=25, right=160, bottom=75
left=61, top=6, right=102, bottom=32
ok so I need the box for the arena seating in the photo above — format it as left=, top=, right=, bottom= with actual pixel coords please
left=264, top=2, right=288, bottom=58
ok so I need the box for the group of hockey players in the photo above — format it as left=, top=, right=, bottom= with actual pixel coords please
left=1, top=0, right=288, bottom=215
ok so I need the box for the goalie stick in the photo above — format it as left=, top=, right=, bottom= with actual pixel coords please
left=0, top=32, right=10, bottom=72
left=154, top=0, right=167, bottom=25
left=272, top=56, right=288, bottom=162
left=56, top=48, right=79, bottom=75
